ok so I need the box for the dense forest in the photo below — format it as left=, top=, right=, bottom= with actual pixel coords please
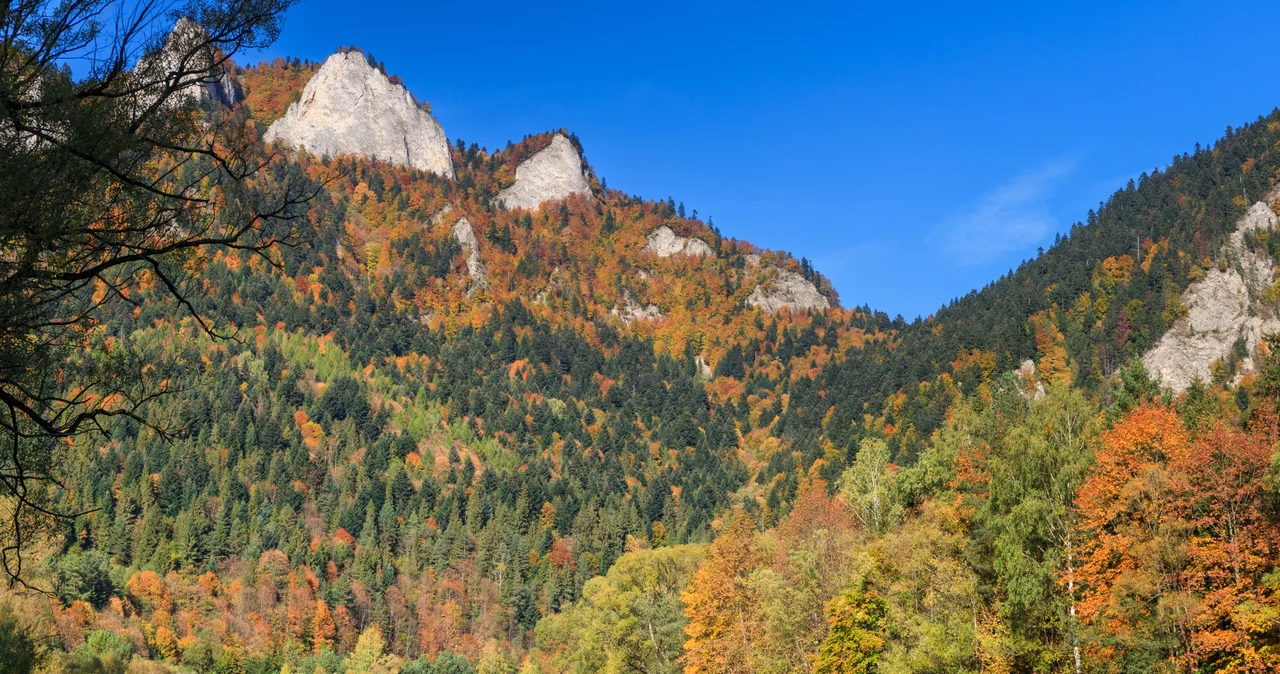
left=8, top=28, right=1280, bottom=674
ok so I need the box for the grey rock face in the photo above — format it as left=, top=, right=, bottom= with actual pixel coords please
left=1143, top=201, right=1280, bottom=392
left=265, top=51, right=454, bottom=177
left=139, top=19, right=243, bottom=109
left=746, top=269, right=830, bottom=313
left=644, top=226, right=714, bottom=258
left=451, top=216, right=488, bottom=290
left=645, top=226, right=685, bottom=257
left=206, top=69, right=243, bottom=108
left=683, top=238, right=714, bottom=257
left=610, top=290, right=663, bottom=324
left=497, top=134, right=590, bottom=211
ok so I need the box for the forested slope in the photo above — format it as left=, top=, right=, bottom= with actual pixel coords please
left=11, top=51, right=1280, bottom=674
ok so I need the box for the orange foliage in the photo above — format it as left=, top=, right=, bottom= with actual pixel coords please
left=313, top=599, right=336, bottom=653
left=1029, top=310, right=1071, bottom=386
left=1074, top=406, right=1280, bottom=670
left=126, top=570, right=172, bottom=614
left=239, top=58, right=321, bottom=125
left=682, top=511, right=758, bottom=674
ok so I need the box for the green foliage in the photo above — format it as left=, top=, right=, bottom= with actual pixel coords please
left=838, top=439, right=902, bottom=536
left=712, top=344, right=745, bottom=379
left=533, top=544, right=704, bottom=674
left=0, top=605, right=43, bottom=674
left=54, top=549, right=115, bottom=608
left=972, top=383, right=1099, bottom=667
left=402, top=653, right=475, bottom=674
left=432, top=653, right=478, bottom=674
left=182, top=640, right=217, bottom=673
left=1108, top=357, right=1168, bottom=419
left=872, top=500, right=982, bottom=673
left=812, top=585, right=886, bottom=674
left=291, top=649, right=344, bottom=674
left=63, top=630, right=135, bottom=674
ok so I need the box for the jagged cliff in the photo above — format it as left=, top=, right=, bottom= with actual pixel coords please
left=264, top=51, right=454, bottom=177
left=1143, top=201, right=1280, bottom=392
left=497, top=134, right=591, bottom=211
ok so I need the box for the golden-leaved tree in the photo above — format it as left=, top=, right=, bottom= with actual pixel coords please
left=681, top=511, right=758, bottom=674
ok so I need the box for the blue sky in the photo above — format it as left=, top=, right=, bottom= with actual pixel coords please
left=246, top=0, right=1280, bottom=319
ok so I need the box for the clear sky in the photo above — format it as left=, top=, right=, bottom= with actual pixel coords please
left=246, top=0, right=1280, bottom=319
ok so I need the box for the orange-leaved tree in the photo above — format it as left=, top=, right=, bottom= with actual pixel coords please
left=1074, top=405, right=1193, bottom=671
left=1170, top=411, right=1280, bottom=671
left=681, top=510, right=758, bottom=674
left=314, top=599, right=337, bottom=653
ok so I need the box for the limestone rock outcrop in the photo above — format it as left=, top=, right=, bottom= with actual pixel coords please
left=497, top=134, right=590, bottom=211
left=644, top=226, right=714, bottom=258
left=265, top=51, right=453, bottom=177
left=746, top=269, right=830, bottom=313
left=203, top=70, right=243, bottom=108
left=451, top=216, right=488, bottom=290
left=139, top=19, right=243, bottom=109
left=1143, top=201, right=1280, bottom=392
left=533, top=268, right=566, bottom=304
left=610, top=291, right=663, bottom=324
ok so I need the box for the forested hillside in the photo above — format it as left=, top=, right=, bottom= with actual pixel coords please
left=9, top=30, right=1280, bottom=674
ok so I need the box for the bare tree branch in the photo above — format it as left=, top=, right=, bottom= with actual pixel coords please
left=0, top=0, right=309, bottom=586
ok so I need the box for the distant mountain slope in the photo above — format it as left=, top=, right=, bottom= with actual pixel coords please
left=767, top=113, right=1280, bottom=466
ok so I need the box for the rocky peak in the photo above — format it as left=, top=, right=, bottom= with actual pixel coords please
left=139, top=18, right=242, bottom=108
left=1143, top=201, right=1280, bottom=392
left=746, top=268, right=831, bottom=313
left=644, top=226, right=714, bottom=258
left=497, top=134, right=590, bottom=211
left=264, top=51, right=454, bottom=177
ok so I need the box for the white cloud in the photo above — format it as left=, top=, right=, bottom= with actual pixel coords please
left=937, top=158, right=1076, bottom=265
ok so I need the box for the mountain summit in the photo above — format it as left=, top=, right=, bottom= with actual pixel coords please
left=497, top=133, right=592, bottom=211
left=264, top=50, right=454, bottom=177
